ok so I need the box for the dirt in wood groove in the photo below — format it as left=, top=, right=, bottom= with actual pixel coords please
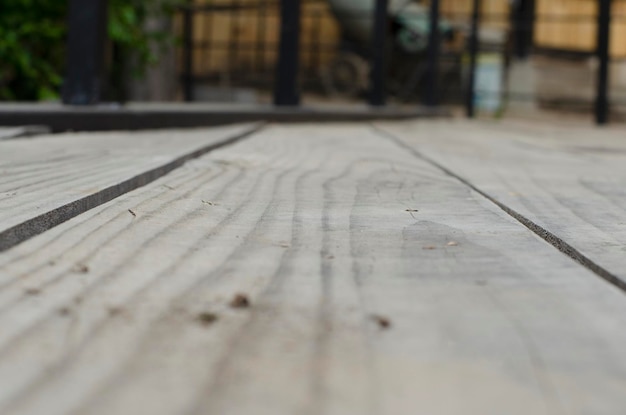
left=230, top=293, right=250, bottom=309
left=197, top=312, right=219, bottom=326
left=370, top=315, right=392, bottom=330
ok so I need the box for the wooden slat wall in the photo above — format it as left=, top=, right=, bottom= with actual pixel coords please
left=187, top=0, right=626, bottom=76
left=535, top=0, right=626, bottom=58
left=189, top=0, right=511, bottom=76
left=535, top=0, right=597, bottom=54
left=440, top=0, right=510, bottom=30
left=614, top=1, right=626, bottom=58
left=190, top=0, right=340, bottom=76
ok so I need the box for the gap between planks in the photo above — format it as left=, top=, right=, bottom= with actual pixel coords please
left=0, top=123, right=265, bottom=253
left=371, top=124, right=626, bottom=296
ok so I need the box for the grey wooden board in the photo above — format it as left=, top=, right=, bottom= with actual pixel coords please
left=0, top=123, right=261, bottom=252
left=376, top=119, right=626, bottom=289
left=0, top=126, right=50, bottom=141
left=1, top=124, right=626, bottom=415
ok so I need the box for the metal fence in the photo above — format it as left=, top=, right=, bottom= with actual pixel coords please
left=177, top=0, right=461, bottom=106
left=62, top=0, right=621, bottom=125
left=461, top=0, right=620, bottom=125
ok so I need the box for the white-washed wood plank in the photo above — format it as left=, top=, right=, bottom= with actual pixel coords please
left=0, top=123, right=262, bottom=251
left=0, top=126, right=50, bottom=141
left=0, top=124, right=625, bottom=415
left=376, top=119, right=626, bottom=289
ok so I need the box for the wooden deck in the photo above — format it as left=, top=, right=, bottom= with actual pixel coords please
left=1, top=120, right=626, bottom=415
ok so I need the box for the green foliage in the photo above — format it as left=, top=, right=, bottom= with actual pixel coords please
left=0, top=0, right=67, bottom=100
left=108, top=0, right=182, bottom=75
left=0, top=0, right=182, bottom=101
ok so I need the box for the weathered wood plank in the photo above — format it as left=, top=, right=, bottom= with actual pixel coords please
left=0, top=126, right=50, bottom=141
left=0, top=123, right=262, bottom=252
left=0, top=124, right=626, bottom=415
left=376, top=119, right=626, bottom=290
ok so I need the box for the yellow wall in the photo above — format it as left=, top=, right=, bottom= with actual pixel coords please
left=190, top=0, right=510, bottom=75
left=535, top=0, right=626, bottom=58
left=188, top=0, right=626, bottom=76
left=440, top=0, right=510, bottom=30
left=189, top=0, right=340, bottom=75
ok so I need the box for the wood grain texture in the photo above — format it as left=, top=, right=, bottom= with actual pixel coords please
left=0, top=123, right=261, bottom=252
left=376, top=119, right=626, bottom=289
left=0, top=126, right=50, bottom=141
left=0, top=124, right=626, bottom=415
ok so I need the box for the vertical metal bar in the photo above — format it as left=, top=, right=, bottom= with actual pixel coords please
left=524, top=0, right=536, bottom=58
left=229, top=0, right=241, bottom=80
left=595, top=0, right=611, bottom=125
left=256, top=0, right=268, bottom=73
left=182, top=4, right=194, bottom=102
left=202, top=6, right=214, bottom=81
left=369, top=0, right=388, bottom=107
left=274, top=0, right=301, bottom=106
left=62, top=0, right=108, bottom=105
left=511, top=0, right=535, bottom=59
left=424, top=0, right=440, bottom=107
left=310, top=10, right=322, bottom=80
left=466, top=0, right=481, bottom=118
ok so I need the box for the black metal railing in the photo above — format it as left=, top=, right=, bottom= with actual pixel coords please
left=61, top=0, right=620, bottom=125
left=177, top=0, right=458, bottom=107
left=464, top=0, right=617, bottom=125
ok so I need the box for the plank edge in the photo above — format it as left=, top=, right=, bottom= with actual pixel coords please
left=0, top=123, right=265, bottom=253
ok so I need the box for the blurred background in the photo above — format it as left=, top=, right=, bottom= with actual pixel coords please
left=2, top=0, right=626, bottom=123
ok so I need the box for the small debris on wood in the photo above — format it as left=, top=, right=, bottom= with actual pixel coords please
left=24, top=287, right=41, bottom=296
left=163, top=184, right=175, bottom=190
left=72, top=264, right=89, bottom=274
left=108, top=307, right=123, bottom=317
left=279, top=243, right=290, bottom=249
left=446, top=241, right=459, bottom=247
left=326, top=255, right=335, bottom=260
left=202, top=200, right=215, bottom=206
left=48, top=260, right=56, bottom=266
left=422, top=246, right=437, bottom=250
left=128, top=209, right=136, bottom=217
left=405, top=209, right=419, bottom=219
left=370, top=314, right=391, bottom=330
left=230, top=293, right=250, bottom=309
left=173, top=306, right=188, bottom=315
left=58, top=307, right=72, bottom=317
left=197, top=312, right=219, bottom=326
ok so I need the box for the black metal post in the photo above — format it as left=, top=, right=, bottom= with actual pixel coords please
left=255, top=0, right=268, bottom=72
left=424, top=0, right=440, bottom=107
left=595, top=0, right=611, bottom=125
left=466, top=0, right=481, bottom=118
left=182, top=5, right=194, bottom=102
left=274, top=0, right=301, bottom=106
left=310, top=11, right=323, bottom=79
left=229, top=0, right=241, bottom=79
left=511, top=0, right=535, bottom=59
left=62, top=0, right=108, bottom=105
left=201, top=4, right=214, bottom=82
left=369, top=0, right=389, bottom=106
